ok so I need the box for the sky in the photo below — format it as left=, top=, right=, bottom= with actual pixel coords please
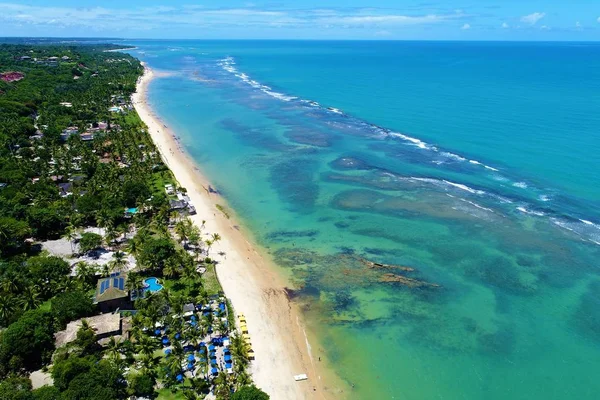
left=1, top=1, right=600, bottom=40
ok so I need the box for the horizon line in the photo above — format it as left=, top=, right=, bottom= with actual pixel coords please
left=1, top=36, right=600, bottom=43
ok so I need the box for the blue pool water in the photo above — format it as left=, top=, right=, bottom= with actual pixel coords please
left=127, top=41, right=600, bottom=400
left=144, top=277, right=163, bottom=293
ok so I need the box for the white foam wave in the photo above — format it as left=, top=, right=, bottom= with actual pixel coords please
left=442, top=180, right=486, bottom=195
left=388, top=132, right=431, bottom=150
left=580, top=219, right=594, bottom=226
left=440, top=152, right=466, bottom=162
left=461, top=198, right=495, bottom=213
left=516, top=206, right=545, bottom=216
left=539, top=195, right=551, bottom=202
left=513, top=182, right=528, bottom=189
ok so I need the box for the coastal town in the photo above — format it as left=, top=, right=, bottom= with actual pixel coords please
left=0, top=44, right=268, bottom=399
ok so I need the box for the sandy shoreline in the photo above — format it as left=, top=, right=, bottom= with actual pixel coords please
left=133, top=64, right=341, bottom=399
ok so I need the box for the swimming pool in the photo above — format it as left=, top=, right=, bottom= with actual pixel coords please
left=144, top=277, right=163, bottom=293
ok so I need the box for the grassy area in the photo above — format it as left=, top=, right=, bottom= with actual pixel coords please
left=150, top=169, right=177, bottom=198
left=202, top=262, right=222, bottom=296
left=156, top=387, right=188, bottom=400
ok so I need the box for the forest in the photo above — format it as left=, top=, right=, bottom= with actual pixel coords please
left=0, top=43, right=267, bottom=400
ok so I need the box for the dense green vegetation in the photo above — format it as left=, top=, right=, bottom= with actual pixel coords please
left=0, top=43, right=268, bottom=400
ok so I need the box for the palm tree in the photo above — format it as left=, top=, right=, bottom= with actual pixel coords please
left=234, top=370, right=253, bottom=389
left=213, top=372, right=231, bottom=399
left=204, top=239, right=214, bottom=256
left=109, top=251, right=128, bottom=273
left=95, top=210, right=110, bottom=234
left=64, top=224, right=78, bottom=254
left=175, top=219, right=191, bottom=246
left=126, top=272, right=144, bottom=293
left=0, top=276, right=19, bottom=295
left=75, top=261, right=97, bottom=290
left=164, top=257, right=180, bottom=279
left=0, top=295, right=16, bottom=325
left=19, top=285, right=41, bottom=311
left=106, top=337, right=122, bottom=362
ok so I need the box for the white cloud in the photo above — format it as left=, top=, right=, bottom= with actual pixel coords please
left=501, top=22, right=509, bottom=28
left=461, top=23, right=470, bottom=30
left=521, top=12, right=545, bottom=25
left=0, top=3, right=470, bottom=34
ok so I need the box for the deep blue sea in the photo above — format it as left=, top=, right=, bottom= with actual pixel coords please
left=127, top=41, right=600, bottom=399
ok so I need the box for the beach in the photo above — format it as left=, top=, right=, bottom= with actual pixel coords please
left=132, top=64, right=338, bottom=399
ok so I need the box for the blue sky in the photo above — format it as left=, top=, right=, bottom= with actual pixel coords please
left=1, top=1, right=600, bottom=40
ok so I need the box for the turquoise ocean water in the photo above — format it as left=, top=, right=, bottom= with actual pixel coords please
left=127, top=41, right=600, bottom=399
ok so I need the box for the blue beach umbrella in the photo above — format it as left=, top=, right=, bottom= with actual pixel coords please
left=176, top=374, right=184, bottom=382
left=187, top=354, right=195, bottom=362
left=175, top=332, right=181, bottom=340
left=164, top=348, right=172, bottom=355
left=211, top=368, right=218, bottom=375
left=162, top=337, right=170, bottom=346
left=224, top=355, right=232, bottom=362
left=198, top=348, right=206, bottom=354
left=154, top=329, right=161, bottom=336
left=225, top=363, right=232, bottom=369
left=208, top=344, right=215, bottom=351
left=187, top=362, right=194, bottom=370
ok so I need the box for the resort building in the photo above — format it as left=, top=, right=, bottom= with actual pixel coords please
left=54, top=313, right=127, bottom=347
left=94, top=272, right=132, bottom=312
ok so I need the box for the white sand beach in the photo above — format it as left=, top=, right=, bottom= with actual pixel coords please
left=133, top=65, right=339, bottom=399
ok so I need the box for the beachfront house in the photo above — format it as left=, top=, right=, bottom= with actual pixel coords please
left=54, top=313, right=125, bottom=347
left=94, top=272, right=132, bottom=312
left=60, top=126, right=79, bottom=141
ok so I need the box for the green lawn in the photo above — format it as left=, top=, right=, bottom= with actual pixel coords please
left=202, top=263, right=222, bottom=296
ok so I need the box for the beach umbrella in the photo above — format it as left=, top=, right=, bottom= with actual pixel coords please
left=225, top=362, right=232, bottom=369
left=211, top=368, right=218, bottom=375
left=176, top=374, right=184, bottom=382
left=187, top=362, right=194, bottom=370
left=175, top=332, right=181, bottom=340
left=224, top=355, right=232, bottom=362
left=190, top=320, right=197, bottom=327
left=200, top=341, right=206, bottom=347
left=164, top=349, right=172, bottom=355
left=208, top=344, right=216, bottom=351
left=199, top=357, right=207, bottom=363
left=187, top=354, right=195, bottom=362
left=162, top=337, right=170, bottom=346
left=154, top=329, right=161, bottom=336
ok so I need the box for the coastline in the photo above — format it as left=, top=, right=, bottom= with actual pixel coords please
left=132, top=64, right=343, bottom=399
